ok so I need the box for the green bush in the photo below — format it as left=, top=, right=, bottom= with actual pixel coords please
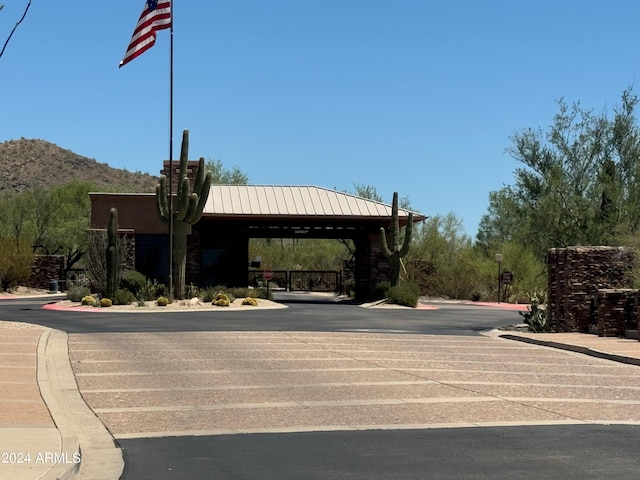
left=100, top=298, right=113, bottom=307
left=113, top=288, right=136, bottom=306
left=0, top=237, right=34, bottom=292
left=185, top=283, right=200, bottom=299
left=136, top=280, right=168, bottom=301
left=67, top=285, right=91, bottom=302
left=387, top=282, right=420, bottom=307
left=374, top=281, right=391, bottom=300
left=157, top=296, right=170, bottom=306
left=120, top=271, right=147, bottom=297
left=200, top=287, right=218, bottom=302
left=201, top=286, right=233, bottom=302
left=252, top=287, right=272, bottom=300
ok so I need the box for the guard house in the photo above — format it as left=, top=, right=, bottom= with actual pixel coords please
left=90, top=161, right=426, bottom=299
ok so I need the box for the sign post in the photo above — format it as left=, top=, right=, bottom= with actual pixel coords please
left=263, top=269, right=274, bottom=296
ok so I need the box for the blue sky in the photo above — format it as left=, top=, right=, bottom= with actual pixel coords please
left=2, top=1, right=639, bottom=237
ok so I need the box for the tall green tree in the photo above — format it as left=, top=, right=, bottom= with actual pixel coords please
left=205, top=159, right=248, bottom=184
left=0, top=181, right=93, bottom=276
left=477, top=88, right=640, bottom=258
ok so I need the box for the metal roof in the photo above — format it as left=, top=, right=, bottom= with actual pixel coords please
left=203, top=185, right=424, bottom=220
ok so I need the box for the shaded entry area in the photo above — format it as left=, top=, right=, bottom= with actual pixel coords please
left=90, top=176, right=425, bottom=300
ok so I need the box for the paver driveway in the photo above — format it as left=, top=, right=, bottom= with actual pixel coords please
left=68, top=331, right=640, bottom=439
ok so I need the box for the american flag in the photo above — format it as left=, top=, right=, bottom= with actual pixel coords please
left=120, top=0, right=171, bottom=67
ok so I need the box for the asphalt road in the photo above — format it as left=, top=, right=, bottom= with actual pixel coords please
left=2, top=296, right=640, bottom=479
left=0, top=296, right=520, bottom=334
left=117, top=425, right=640, bottom=480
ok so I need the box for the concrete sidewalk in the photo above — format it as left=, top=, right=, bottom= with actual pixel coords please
left=0, top=323, right=123, bottom=480
left=492, top=330, right=640, bottom=366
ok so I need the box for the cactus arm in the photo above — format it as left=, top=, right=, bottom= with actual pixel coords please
left=184, top=193, right=198, bottom=223
left=379, top=227, right=393, bottom=258
left=193, top=157, right=206, bottom=194
left=176, top=177, right=190, bottom=221
left=186, top=171, right=211, bottom=224
left=398, top=213, right=414, bottom=257
left=178, top=129, right=189, bottom=180
left=156, top=176, right=169, bottom=222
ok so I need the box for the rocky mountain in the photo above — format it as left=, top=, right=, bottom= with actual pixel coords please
left=0, top=138, right=159, bottom=194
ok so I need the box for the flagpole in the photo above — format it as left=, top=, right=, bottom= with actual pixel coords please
left=168, top=0, right=174, bottom=298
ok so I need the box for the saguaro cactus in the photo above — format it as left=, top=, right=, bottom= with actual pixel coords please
left=156, top=129, right=212, bottom=299
left=106, top=207, right=119, bottom=300
left=379, top=192, right=413, bottom=287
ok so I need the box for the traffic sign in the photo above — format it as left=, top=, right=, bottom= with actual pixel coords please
left=263, top=270, right=274, bottom=281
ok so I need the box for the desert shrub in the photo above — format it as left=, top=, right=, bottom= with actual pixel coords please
left=185, top=283, right=200, bottom=299
left=252, top=287, right=271, bottom=300
left=374, top=281, right=391, bottom=300
left=136, top=280, right=169, bottom=301
left=154, top=283, right=170, bottom=298
left=67, top=285, right=91, bottom=302
left=242, top=297, right=258, bottom=306
left=113, top=288, right=135, bottom=306
left=201, top=286, right=234, bottom=302
left=387, top=282, right=420, bottom=307
left=228, top=287, right=250, bottom=298
left=120, top=270, right=147, bottom=297
left=200, top=287, right=218, bottom=302
left=157, top=296, right=170, bottom=306
left=100, top=298, right=113, bottom=307
left=0, top=237, right=34, bottom=292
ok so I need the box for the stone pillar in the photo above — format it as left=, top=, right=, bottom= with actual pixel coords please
left=546, top=246, right=635, bottom=333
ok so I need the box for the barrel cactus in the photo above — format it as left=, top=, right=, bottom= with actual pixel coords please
left=379, top=192, right=413, bottom=287
left=156, top=129, right=212, bottom=299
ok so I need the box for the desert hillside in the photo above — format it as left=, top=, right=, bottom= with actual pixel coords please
left=0, top=138, right=159, bottom=194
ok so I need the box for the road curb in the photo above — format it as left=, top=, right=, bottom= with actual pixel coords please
left=494, top=331, right=640, bottom=367
left=37, top=329, right=124, bottom=479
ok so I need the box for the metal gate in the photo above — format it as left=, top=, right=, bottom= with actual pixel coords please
left=289, top=270, right=342, bottom=292
left=248, top=270, right=342, bottom=293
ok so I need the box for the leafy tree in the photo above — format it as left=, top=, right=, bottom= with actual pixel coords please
left=352, top=183, right=383, bottom=202
left=0, top=181, right=94, bottom=278
left=249, top=238, right=350, bottom=272
left=0, top=236, right=33, bottom=291
left=477, top=88, right=640, bottom=259
left=408, top=213, right=478, bottom=299
left=351, top=183, right=412, bottom=209
left=205, top=159, right=248, bottom=184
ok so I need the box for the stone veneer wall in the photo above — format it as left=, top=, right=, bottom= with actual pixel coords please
left=594, top=289, right=638, bottom=337
left=547, top=246, right=635, bottom=333
left=26, top=255, right=66, bottom=290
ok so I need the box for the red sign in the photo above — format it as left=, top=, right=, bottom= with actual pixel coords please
left=263, top=270, right=274, bottom=281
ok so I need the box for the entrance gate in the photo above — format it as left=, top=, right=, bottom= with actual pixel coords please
left=248, top=270, right=342, bottom=293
